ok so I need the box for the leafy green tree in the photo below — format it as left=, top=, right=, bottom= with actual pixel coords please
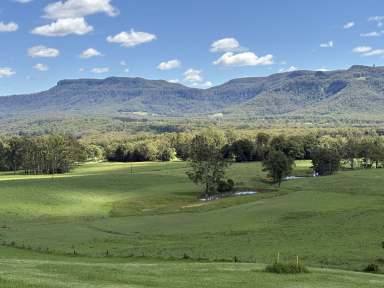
left=256, top=132, right=270, bottom=146
left=270, top=135, right=304, bottom=160
left=132, top=141, right=157, bottom=162
left=6, top=137, right=23, bottom=174
left=361, top=137, right=384, bottom=168
left=311, top=147, right=341, bottom=176
left=298, top=134, right=319, bottom=160
left=229, top=139, right=255, bottom=162
left=262, top=150, right=293, bottom=186
left=0, top=139, right=7, bottom=170
left=172, top=133, right=193, bottom=161
left=342, top=136, right=360, bottom=169
left=186, top=128, right=229, bottom=197
left=113, top=144, right=127, bottom=162
left=83, top=144, right=104, bottom=162
left=254, top=132, right=270, bottom=161
left=156, top=139, right=177, bottom=161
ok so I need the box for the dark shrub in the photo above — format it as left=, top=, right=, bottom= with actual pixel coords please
left=217, top=179, right=235, bottom=193
left=182, top=253, right=190, bottom=260
left=227, top=179, right=234, bottom=188
left=265, top=262, right=309, bottom=274
left=363, top=263, right=380, bottom=273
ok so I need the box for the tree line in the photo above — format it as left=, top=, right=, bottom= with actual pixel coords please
left=102, top=129, right=384, bottom=168
left=177, top=129, right=384, bottom=195
left=0, top=135, right=90, bottom=174
left=1, top=128, right=383, bottom=183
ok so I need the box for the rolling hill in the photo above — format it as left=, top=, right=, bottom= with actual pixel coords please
left=1, top=65, right=384, bottom=122
left=1, top=161, right=384, bottom=287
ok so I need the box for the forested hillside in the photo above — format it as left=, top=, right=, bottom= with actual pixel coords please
left=1, top=65, right=384, bottom=130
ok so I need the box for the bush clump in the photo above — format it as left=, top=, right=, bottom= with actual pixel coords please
left=217, top=179, right=235, bottom=193
left=265, top=262, right=309, bottom=274
left=363, top=263, right=380, bottom=273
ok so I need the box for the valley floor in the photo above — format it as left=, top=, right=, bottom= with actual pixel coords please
left=0, top=161, right=384, bottom=286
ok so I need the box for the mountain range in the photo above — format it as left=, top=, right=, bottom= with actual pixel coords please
left=1, top=65, right=384, bottom=122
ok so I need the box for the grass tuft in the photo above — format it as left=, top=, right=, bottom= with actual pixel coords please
left=265, top=262, right=309, bottom=274
left=363, top=263, right=381, bottom=274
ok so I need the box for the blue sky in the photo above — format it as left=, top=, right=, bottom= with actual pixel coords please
left=1, top=0, right=384, bottom=95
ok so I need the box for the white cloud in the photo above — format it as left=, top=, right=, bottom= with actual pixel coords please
left=353, top=45, right=384, bottom=57
left=202, top=81, right=213, bottom=88
left=107, top=29, right=157, bottom=48
left=28, top=45, right=60, bottom=58
left=343, top=22, right=355, bottom=29
left=369, top=16, right=384, bottom=27
left=316, top=68, right=329, bottom=72
left=123, top=68, right=130, bottom=73
left=320, top=40, right=334, bottom=48
left=0, top=67, right=15, bottom=78
left=184, top=69, right=203, bottom=82
left=80, top=48, right=102, bottom=58
left=14, top=0, right=33, bottom=3
left=210, top=38, right=243, bottom=53
left=120, top=60, right=127, bottom=66
left=31, top=17, right=93, bottom=37
left=34, top=63, right=49, bottom=71
left=363, top=49, right=384, bottom=57
left=91, top=67, right=109, bottom=74
left=0, top=22, right=18, bottom=32
left=278, top=66, right=298, bottom=73
left=183, top=69, right=212, bottom=88
left=213, top=52, right=273, bottom=67
left=360, top=31, right=380, bottom=37
left=190, top=81, right=213, bottom=89
left=43, top=0, right=117, bottom=19
left=157, top=59, right=181, bottom=70
left=352, top=46, right=372, bottom=53
left=168, top=79, right=179, bottom=84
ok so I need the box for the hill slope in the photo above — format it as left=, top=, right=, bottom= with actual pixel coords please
left=1, top=65, right=384, bottom=121
left=1, top=161, right=384, bottom=271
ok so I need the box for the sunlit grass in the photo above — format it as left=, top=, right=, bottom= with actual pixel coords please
left=0, top=160, right=384, bottom=286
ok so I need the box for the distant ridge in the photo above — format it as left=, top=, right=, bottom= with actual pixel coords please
left=1, top=65, right=384, bottom=121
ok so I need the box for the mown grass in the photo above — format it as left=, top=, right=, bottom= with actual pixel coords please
left=0, top=247, right=383, bottom=288
left=0, top=161, right=384, bottom=286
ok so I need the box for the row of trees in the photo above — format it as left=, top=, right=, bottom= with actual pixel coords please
left=183, top=129, right=384, bottom=194
left=262, top=134, right=384, bottom=186
left=0, top=135, right=89, bottom=174
left=103, top=130, right=384, bottom=166
left=1, top=128, right=383, bottom=189
left=106, top=140, right=176, bottom=162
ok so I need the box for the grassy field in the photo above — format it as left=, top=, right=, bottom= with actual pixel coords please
left=0, top=160, right=384, bottom=286
left=0, top=247, right=384, bottom=288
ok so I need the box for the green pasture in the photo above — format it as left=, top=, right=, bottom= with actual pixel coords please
left=0, top=160, right=384, bottom=286
left=0, top=247, right=383, bottom=288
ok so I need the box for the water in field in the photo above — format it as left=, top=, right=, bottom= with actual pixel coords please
left=201, top=191, right=257, bottom=201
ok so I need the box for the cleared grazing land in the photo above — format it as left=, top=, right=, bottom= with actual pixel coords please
left=0, top=249, right=384, bottom=288
left=0, top=161, right=383, bottom=286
